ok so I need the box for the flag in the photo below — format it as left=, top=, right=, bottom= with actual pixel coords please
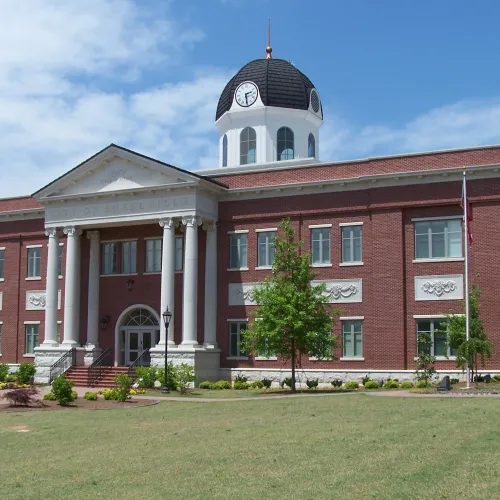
left=461, top=171, right=473, bottom=245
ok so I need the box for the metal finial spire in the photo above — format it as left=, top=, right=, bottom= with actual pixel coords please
left=266, top=19, right=272, bottom=59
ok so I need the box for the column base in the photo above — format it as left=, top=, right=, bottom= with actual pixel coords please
left=34, top=346, right=71, bottom=384
left=180, top=340, right=201, bottom=347
left=61, top=340, right=79, bottom=348
left=83, top=347, right=103, bottom=367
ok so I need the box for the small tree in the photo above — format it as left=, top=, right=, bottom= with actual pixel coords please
left=447, top=285, right=493, bottom=383
left=243, top=219, right=340, bottom=393
left=415, top=332, right=436, bottom=386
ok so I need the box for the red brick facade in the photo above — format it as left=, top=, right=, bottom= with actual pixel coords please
left=1, top=145, right=500, bottom=376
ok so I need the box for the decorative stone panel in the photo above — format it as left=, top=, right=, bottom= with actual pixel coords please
left=415, top=275, right=464, bottom=301
left=26, top=290, right=61, bottom=310
left=229, top=279, right=362, bottom=306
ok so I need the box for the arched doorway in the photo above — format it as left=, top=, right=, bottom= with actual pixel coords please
left=114, top=305, right=160, bottom=366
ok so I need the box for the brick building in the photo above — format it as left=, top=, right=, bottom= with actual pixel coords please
left=0, top=54, right=499, bottom=384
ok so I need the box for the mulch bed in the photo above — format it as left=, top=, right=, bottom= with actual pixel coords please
left=0, top=398, right=158, bottom=412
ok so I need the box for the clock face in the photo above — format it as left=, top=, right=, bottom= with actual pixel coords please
left=235, top=81, right=258, bottom=107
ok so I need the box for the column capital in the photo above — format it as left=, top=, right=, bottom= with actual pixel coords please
left=202, top=220, right=217, bottom=232
left=159, top=217, right=176, bottom=229
left=86, top=230, right=100, bottom=240
left=63, top=226, right=83, bottom=237
left=45, top=227, right=59, bottom=238
left=182, top=215, right=202, bottom=228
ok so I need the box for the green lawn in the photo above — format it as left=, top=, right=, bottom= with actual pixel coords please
left=1, top=394, right=500, bottom=500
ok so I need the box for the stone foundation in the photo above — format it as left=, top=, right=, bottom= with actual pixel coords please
left=34, top=347, right=71, bottom=384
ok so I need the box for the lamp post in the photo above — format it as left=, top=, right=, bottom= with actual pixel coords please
left=162, top=307, right=173, bottom=393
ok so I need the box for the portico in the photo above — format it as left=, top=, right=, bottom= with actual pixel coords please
left=32, top=145, right=226, bottom=382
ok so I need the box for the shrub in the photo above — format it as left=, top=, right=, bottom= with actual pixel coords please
left=213, top=380, right=231, bottom=390
left=114, top=373, right=133, bottom=402
left=250, top=380, right=264, bottom=389
left=156, top=363, right=177, bottom=391
left=306, top=379, right=319, bottom=389
left=199, top=381, right=214, bottom=390
left=450, top=378, right=460, bottom=385
left=84, top=392, right=97, bottom=401
left=134, top=367, right=157, bottom=388
left=364, top=380, right=379, bottom=389
left=345, top=381, right=359, bottom=390
left=416, top=379, right=432, bottom=388
left=234, top=374, right=248, bottom=383
left=129, top=388, right=146, bottom=395
left=103, top=389, right=119, bottom=400
left=331, top=379, right=343, bottom=388
left=400, top=381, right=414, bottom=389
left=493, top=374, right=500, bottom=382
left=234, top=381, right=250, bottom=390
left=42, top=392, right=57, bottom=401
left=17, top=363, right=36, bottom=384
left=174, top=363, right=195, bottom=394
left=5, top=374, right=17, bottom=383
left=361, top=375, right=371, bottom=386
left=51, top=375, right=76, bottom=405
left=0, top=363, right=9, bottom=382
left=4, top=387, right=39, bottom=406
left=283, top=377, right=293, bottom=388
left=383, top=380, right=399, bottom=389
left=474, top=374, right=485, bottom=383
left=261, top=378, right=273, bottom=388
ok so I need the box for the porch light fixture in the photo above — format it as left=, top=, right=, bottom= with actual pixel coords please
left=100, top=315, right=110, bottom=330
left=162, top=307, right=173, bottom=393
left=126, top=279, right=135, bottom=292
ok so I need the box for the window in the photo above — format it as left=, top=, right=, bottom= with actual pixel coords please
left=121, top=241, right=137, bottom=274
left=56, top=323, right=61, bottom=344
left=257, top=231, right=276, bottom=267
left=342, top=225, right=362, bottom=263
left=417, top=319, right=456, bottom=357
left=58, top=245, right=63, bottom=276
left=222, top=134, right=228, bottom=167
left=175, top=237, right=183, bottom=272
left=0, top=323, right=2, bottom=354
left=311, top=228, right=330, bottom=265
left=277, top=127, right=294, bottom=161
left=229, top=321, right=247, bottom=357
left=146, top=239, right=162, bottom=273
left=0, top=248, right=4, bottom=279
left=415, top=219, right=462, bottom=260
left=229, top=233, right=248, bottom=269
left=27, top=247, right=41, bottom=278
left=240, top=127, right=256, bottom=165
left=25, top=324, right=39, bottom=354
left=342, top=320, right=363, bottom=357
left=102, top=243, right=117, bottom=275
left=308, top=133, right=316, bottom=158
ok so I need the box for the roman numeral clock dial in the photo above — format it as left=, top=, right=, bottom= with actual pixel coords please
left=235, top=82, right=258, bottom=107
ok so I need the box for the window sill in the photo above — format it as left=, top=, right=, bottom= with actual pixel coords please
left=255, top=266, right=272, bottom=270
left=25, top=277, right=42, bottom=281
left=339, top=262, right=364, bottom=267
left=340, top=357, right=365, bottom=361
left=412, top=258, right=464, bottom=263
left=227, top=356, right=249, bottom=360
left=309, top=357, right=333, bottom=361
left=100, top=273, right=138, bottom=278
left=227, top=267, right=249, bottom=271
left=311, top=263, right=333, bottom=268
left=255, top=356, right=278, bottom=361
left=23, top=354, right=36, bottom=358
left=58, top=275, right=63, bottom=280
left=143, top=271, right=161, bottom=275
left=413, top=356, right=457, bottom=361
left=0, top=278, right=4, bottom=282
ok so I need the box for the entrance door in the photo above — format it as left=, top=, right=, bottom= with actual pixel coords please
left=125, top=330, right=154, bottom=366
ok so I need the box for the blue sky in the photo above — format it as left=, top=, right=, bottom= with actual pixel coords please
left=0, top=0, right=499, bottom=196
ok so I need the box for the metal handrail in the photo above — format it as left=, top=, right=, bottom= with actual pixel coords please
left=127, top=348, right=151, bottom=379
left=49, top=348, right=77, bottom=383
left=88, top=348, right=112, bottom=387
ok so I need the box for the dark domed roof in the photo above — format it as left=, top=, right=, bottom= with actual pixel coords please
left=215, top=58, right=321, bottom=121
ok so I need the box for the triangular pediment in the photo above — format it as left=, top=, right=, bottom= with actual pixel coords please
left=33, top=144, right=223, bottom=200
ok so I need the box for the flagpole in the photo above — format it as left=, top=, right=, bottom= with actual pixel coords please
left=463, top=168, right=471, bottom=389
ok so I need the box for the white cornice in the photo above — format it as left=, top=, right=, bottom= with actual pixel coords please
left=0, top=208, right=44, bottom=222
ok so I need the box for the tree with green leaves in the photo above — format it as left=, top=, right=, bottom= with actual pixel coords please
left=242, top=219, right=340, bottom=393
left=446, top=285, right=493, bottom=383
left=415, top=331, right=436, bottom=386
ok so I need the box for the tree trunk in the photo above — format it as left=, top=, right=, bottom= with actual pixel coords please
left=291, top=338, right=296, bottom=393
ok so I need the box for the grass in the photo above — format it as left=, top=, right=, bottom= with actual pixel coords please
left=1, top=394, right=500, bottom=499
left=144, top=388, right=352, bottom=398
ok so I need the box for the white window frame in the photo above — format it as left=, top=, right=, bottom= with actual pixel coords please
left=413, top=216, right=463, bottom=262
left=175, top=236, right=183, bottom=272
left=310, top=225, right=332, bottom=267
left=228, top=231, right=249, bottom=270
left=340, top=223, right=363, bottom=266
left=340, top=317, right=364, bottom=360
left=145, top=238, right=162, bottom=274
left=24, top=321, right=40, bottom=356
left=26, top=245, right=42, bottom=280
left=227, top=319, right=249, bottom=359
left=121, top=240, right=137, bottom=275
left=56, top=320, right=62, bottom=344
left=0, top=247, right=4, bottom=281
left=58, top=242, right=64, bottom=278
left=256, top=229, right=277, bottom=269
left=414, top=315, right=457, bottom=360
left=101, top=242, right=117, bottom=276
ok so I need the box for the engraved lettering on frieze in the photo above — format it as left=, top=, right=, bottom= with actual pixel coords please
left=421, top=280, right=457, bottom=297
left=29, top=295, right=47, bottom=307
left=324, top=284, right=358, bottom=300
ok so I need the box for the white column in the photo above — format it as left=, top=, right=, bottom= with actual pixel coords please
left=74, top=229, right=81, bottom=344
left=43, top=228, right=60, bottom=346
left=159, top=218, right=176, bottom=345
left=181, top=215, right=201, bottom=345
left=203, top=221, right=218, bottom=348
left=86, top=230, right=100, bottom=348
left=62, top=227, right=81, bottom=346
